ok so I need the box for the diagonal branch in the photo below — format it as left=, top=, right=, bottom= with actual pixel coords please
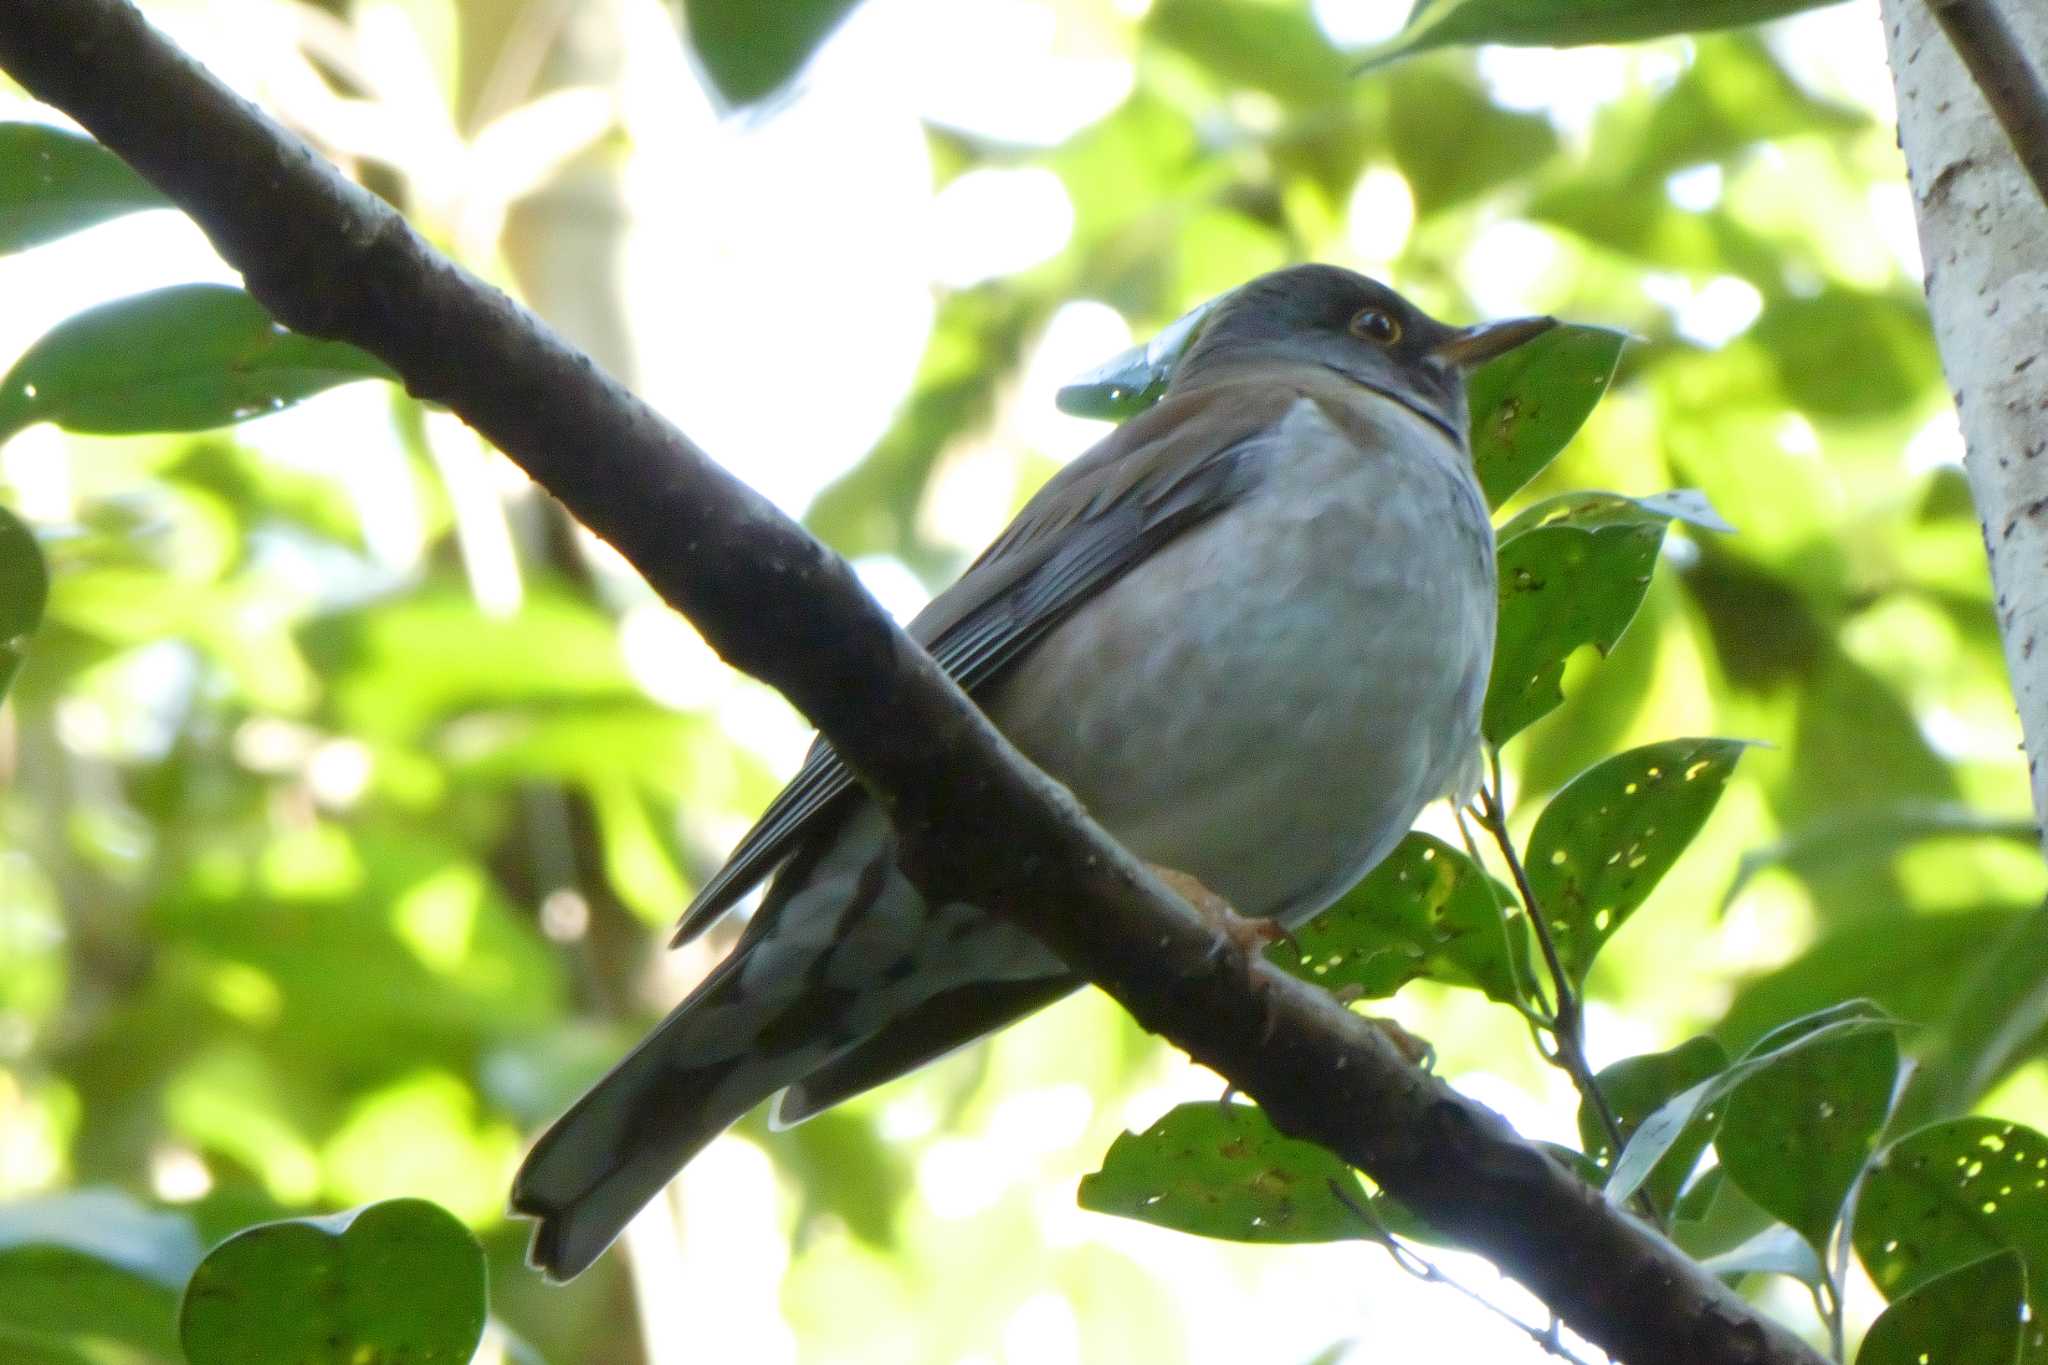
left=1925, top=0, right=2048, bottom=210
left=0, top=4, right=1825, bottom=1361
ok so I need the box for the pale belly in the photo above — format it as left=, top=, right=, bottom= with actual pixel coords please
left=988, top=398, right=1495, bottom=924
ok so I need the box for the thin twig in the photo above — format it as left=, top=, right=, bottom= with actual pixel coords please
left=1327, top=1179, right=1596, bottom=1365
left=1926, top=0, right=2048, bottom=210
left=1474, top=750, right=1664, bottom=1229
left=1473, top=754, right=1624, bottom=1156
left=1451, top=801, right=1553, bottom=1023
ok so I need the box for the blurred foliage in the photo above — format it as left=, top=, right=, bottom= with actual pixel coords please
left=2, top=0, right=2045, bottom=1361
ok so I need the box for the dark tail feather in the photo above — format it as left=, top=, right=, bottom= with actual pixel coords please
left=510, top=966, right=826, bottom=1280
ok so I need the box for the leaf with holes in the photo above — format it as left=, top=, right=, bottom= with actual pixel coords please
left=1466, top=324, right=1627, bottom=508
left=1607, top=1001, right=1897, bottom=1207
left=0, top=285, right=393, bottom=442
left=1579, top=1035, right=1727, bottom=1210
left=1856, top=1117, right=2048, bottom=1357
left=178, top=1199, right=486, bottom=1364
left=1524, top=737, right=1746, bottom=983
left=0, top=502, right=45, bottom=703
left=0, top=122, right=165, bottom=254
left=1267, top=832, right=1532, bottom=1005
left=1354, top=0, right=1835, bottom=71
left=1078, top=1101, right=1369, bottom=1244
left=1715, top=1013, right=1899, bottom=1256
left=1486, top=491, right=1731, bottom=746
left=1859, top=1250, right=2026, bottom=1365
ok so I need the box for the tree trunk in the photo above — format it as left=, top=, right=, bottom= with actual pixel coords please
left=1881, top=0, right=2048, bottom=852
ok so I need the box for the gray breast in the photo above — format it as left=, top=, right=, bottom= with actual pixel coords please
left=990, top=393, right=1496, bottom=924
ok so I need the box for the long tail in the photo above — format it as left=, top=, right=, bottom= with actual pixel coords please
left=509, top=961, right=832, bottom=1281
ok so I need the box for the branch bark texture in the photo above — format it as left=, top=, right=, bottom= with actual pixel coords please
left=0, top=4, right=1825, bottom=1361
left=1923, top=0, right=2048, bottom=209
left=1884, top=0, right=2048, bottom=855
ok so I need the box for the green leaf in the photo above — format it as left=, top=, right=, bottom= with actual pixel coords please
left=1716, top=906, right=2024, bottom=1061
left=1670, top=1166, right=1779, bottom=1264
left=1078, top=1101, right=1369, bottom=1244
left=1467, top=324, right=1628, bottom=510
left=1608, top=1001, right=1897, bottom=1205
left=0, top=122, right=165, bottom=253
left=1715, top=1016, right=1899, bottom=1254
left=1857, top=1251, right=2026, bottom=1365
left=1486, top=490, right=1731, bottom=744
left=1147, top=0, right=1351, bottom=107
left=1267, top=832, right=1532, bottom=1005
left=1894, top=906, right=2048, bottom=1133
left=179, top=1199, right=487, bottom=1365
left=680, top=0, right=862, bottom=106
left=0, top=284, right=394, bottom=442
left=1579, top=1035, right=1728, bottom=1210
left=1697, top=1223, right=1826, bottom=1287
left=1055, top=294, right=1222, bottom=421
left=1855, top=1119, right=2048, bottom=1332
left=1752, top=289, right=1941, bottom=420
left=1384, top=66, right=1559, bottom=215
left=1524, top=737, right=1747, bottom=982
left=1355, top=0, right=1835, bottom=71
left=0, top=1190, right=202, bottom=1358
left=0, top=501, right=47, bottom=702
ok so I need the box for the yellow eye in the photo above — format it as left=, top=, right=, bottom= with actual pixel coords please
left=1349, top=308, right=1401, bottom=344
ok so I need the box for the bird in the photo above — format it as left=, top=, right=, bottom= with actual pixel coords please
left=511, top=263, right=1556, bottom=1279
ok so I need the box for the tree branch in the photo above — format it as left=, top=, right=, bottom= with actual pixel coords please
left=0, top=4, right=1825, bottom=1361
left=1925, top=0, right=2048, bottom=210
left=1883, top=0, right=2048, bottom=862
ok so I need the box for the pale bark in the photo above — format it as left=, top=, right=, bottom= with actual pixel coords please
left=1883, top=0, right=2048, bottom=852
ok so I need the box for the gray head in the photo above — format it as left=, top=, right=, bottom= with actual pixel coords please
left=1168, top=264, right=1555, bottom=443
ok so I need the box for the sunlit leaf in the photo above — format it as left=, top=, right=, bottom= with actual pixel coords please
left=0, top=122, right=164, bottom=253
left=1524, top=737, right=1747, bottom=982
left=1715, top=906, right=2024, bottom=1060
left=1855, top=1118, right=2048, bottom=1336
left=1487, top=490, right=1731, bottom=744
left=1079, top=1101, right=1368, bottom=1244
left=0, top=501, right=47, bottom=702
left=1607, top=1001, right=1897, bottom=1206
left=1467, top=325, right=1628, bottom=509
left=179, top=1199, right=486, bottom=1365
left=0, top=284, right=393, bottom=441
left=1578, top=1035, right=1727, bottom=1211
left=1858, top=1251, right=2026, bottom=1365
left=680, top=0, right=862, bottom=105
left=1384, top=66, right=1558, bottom=215
left=1354, top=0, right=1834, bottom=71
left=1715, top=1015, right=1898, bottom=1254
left=1268, top=832, right=1531, bottom=1004
left=1148, top=0, right=1350, bottom=106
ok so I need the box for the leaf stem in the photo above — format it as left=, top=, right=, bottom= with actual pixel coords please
left=1476, top=747, right=1661, bottom=1228
left=1327, top=1179, right=1596, bottom=1365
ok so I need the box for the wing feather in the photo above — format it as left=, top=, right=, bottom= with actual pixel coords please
left=670, top=381, right=1293, bottom=946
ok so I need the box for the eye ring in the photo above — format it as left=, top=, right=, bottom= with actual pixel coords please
left=1349, top=307, right=1401, bottom=345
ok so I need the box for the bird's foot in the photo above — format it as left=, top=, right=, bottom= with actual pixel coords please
left=1148, top=864, right=1297, bottom=960
left=1360, top=1014, right=1436, bottom=1071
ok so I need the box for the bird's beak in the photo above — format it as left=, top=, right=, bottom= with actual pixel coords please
left=1431, top=315, right=1558, bottom=370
